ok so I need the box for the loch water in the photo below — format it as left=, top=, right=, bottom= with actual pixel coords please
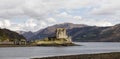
left=0, top=42, right=120, bottom=59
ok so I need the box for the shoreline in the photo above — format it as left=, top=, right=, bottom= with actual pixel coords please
left=0, top=43, right=79, bottom=47
left=32, top=52, right=120, bottom=59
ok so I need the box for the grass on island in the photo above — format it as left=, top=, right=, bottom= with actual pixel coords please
left=32, top=52, right=120, bottom=59
left=34, top=40, right=78, bottom=46
left=0, top=44, right=36, bottom=47
left=36, top=43, right=78, bottom=46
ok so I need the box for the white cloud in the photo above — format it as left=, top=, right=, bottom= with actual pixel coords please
left=54, top=12, right=83, bottom=24
left=0, top=21, right=3, bottom=27
left=39, top=21, right=47, bottom=27
left=0, top=0, right=119, bottom=31
left=90, top=0, right=120, bottom=15
left=0, top=20, right=11, bottom=28
left=25, top=18, right=37, bottom=28
left=0, top=20, right=23, bottom=31
left=73, top=16, right=82, bottom=20
left=0, top=0, right=100, bottom=19
left=3, top=20, right=11, bottom=27
left=9, top=24, right=24, bottom=31
left=77, top=19, right=113, bottom=26
left=57, top=12, right=72, bottom=18
left=46, top=18, right=56, bottom=23
left=92, top=20, right=113, bottom=26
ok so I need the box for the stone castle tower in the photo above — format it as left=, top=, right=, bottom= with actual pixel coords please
left=56, top=28, right=68, bottom=39
left=56, top=28, right=72, bottom=42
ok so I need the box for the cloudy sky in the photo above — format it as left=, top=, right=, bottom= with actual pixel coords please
left=0, top=0, right=120, bottom=32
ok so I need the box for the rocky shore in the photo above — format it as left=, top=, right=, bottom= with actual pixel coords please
left=32, top=52, right=120, bottom=59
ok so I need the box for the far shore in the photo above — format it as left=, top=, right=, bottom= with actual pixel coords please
left=32, top=52, right=120, bottom=59
left=0, top=43, right=79, bottom=47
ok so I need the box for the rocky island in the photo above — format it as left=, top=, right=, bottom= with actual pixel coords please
left=32, top=28, right=76, bottom=46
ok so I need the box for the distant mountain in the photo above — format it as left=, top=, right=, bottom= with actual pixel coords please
left=16, top=31, right=26, bottom=34
left=22, top=23, right=120, bottom=42
left=28, top=23, right=88, bottom=40
left=69, top=24, right=120, bottom=42
left=22, top=31, right=35, bottom=40
left=67, top=26, right=109, bottom=42
left=99, top=24, right=120, bottom=42
left=16, top=31, right=35, bottom=40
left=0, top=28, right=26, bottom=42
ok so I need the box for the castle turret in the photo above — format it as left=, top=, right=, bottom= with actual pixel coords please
left=56, top=28, right=68, bottom=39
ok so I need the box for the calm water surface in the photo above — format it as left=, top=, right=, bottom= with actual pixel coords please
left=0, top=42, right=120, bottom=59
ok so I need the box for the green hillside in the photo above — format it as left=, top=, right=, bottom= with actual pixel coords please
left=0, top=28, right=26, bottom=42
